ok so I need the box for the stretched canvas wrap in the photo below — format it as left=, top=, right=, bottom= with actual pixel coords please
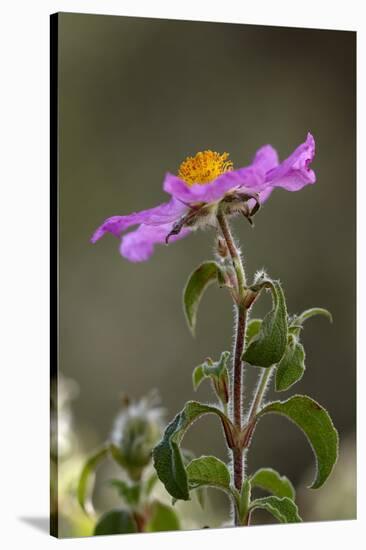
left=50, top=12, right=356, bottom=539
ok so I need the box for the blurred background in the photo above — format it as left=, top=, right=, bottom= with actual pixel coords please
left=56, top=13, right=356, bottom=536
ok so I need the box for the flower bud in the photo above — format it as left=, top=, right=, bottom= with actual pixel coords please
left=110, top=391, right=164, bottom=480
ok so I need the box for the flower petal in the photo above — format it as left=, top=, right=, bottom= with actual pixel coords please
left=252, top=144, right=279, bottom=173
left=163, top=165, right=266, bottom=205
left=265, top=133, right=316, bottom=191
left=120, top=223, right=190, bottom=262
left=91, top=198, right=187, bottom=243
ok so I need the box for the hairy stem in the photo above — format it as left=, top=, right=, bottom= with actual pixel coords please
left=247, top=367, right=274, bottom=423
left=232, top=306, right=247, bottom=444
left=216, top=211, right=246, bottom=295
left=217, top=211, right=248, bottom=525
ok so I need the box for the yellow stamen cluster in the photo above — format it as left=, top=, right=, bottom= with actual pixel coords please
left=178, top=150, right=233, bottom=186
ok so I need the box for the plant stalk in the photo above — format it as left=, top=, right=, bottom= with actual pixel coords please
left=232, top=305, right=247, bottom=456
left=247, top=367, right=274, bottom=424
left=217, top=212, right=246, bottom=297
left=217, top=211, right=248, bottom=525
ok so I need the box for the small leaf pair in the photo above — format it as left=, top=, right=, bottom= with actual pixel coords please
left=238, top=468, right=299, bottom=525
left=192, top=351, right=230, bottom=408
left=154, top=381, right=338, bottom=504
left=184, top=457, right=300, bottom=525
left=244, top=274, right=332, bottom=393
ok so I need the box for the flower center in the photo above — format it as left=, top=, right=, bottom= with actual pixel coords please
left=178, top=150, right=233, bottom=186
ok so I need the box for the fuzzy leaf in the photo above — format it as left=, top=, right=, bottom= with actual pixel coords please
left=109, top=479, right=141, bottom=507
left=249, top=496, right=301, bottom=523
left=275, top=337, right=305, bottom=391
left=250, top=468, right=295, bottom=500
left=239, top=479, right=252, bottom=521
left=94, top=509, right=137, bottom=536
left=153, top=401, right=234, bottom=501
left=192, top=364, right=208, bottom=391
left=295, top=307, right=333, bottom=326
left=245, top=318, right=262, bottom=345
left=181, top=449, right=206, bottom=508
left=243, top=280, right=288, bottom=368
left=192, top=351, right=230, bottom=390
left=77, top=445, right=108, bottom=515
left=181, top=447, right=206, bottom=508
left=145, top=501, right=180, bottom=532
left=259, top=395, right=338, bottom=489
left=186, top=456, right=231, bottom=495
left=183, top=261, right=219, bottom=335
left=192, top=351, right=230, bottom=405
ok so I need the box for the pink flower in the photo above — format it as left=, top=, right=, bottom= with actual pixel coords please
left=91, top=133, right=315, bottom=262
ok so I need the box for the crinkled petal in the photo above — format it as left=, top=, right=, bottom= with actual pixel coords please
left=163, top=165, right=266, bottom=205
left=252, top=144, right=279, bottom=173
left=120, top=223, right=190, bottom=262
left=91, top=197, right=187, bottom=243
left=265, top=133, right=316, bottom=191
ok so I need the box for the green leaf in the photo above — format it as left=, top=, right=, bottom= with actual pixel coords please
left=243, top=280, right=288, bottom=368
left=275, top=337, right=305, bottom=392
left=250, top=468, right=295, bottom=500
left=258, top=395, right=338, bottom=489
left=239, top=479, right=252, bottom=521
left=249, top=496, right=301, bottom=523
left=94, top=509, right=137, bottom=536
left=192, top=351, right=230, bottom=390
left=181, top=449, right=206, bottom=508
left=145, top=501, right=180, bottom=532
left=109, top=479, right=141, bottom=507
left=152, top=401, right=235, bottom=501
left=245, top=318, right=262, bottom=345
left=77, top=445, right=108, bottom=515
left=186, top=456, right=232, bottom=497
left=183, top=261, right=219, bottom=335
left=294, top=307, right=333, bottom=326
left=192, top=351, right=230, bottom=405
